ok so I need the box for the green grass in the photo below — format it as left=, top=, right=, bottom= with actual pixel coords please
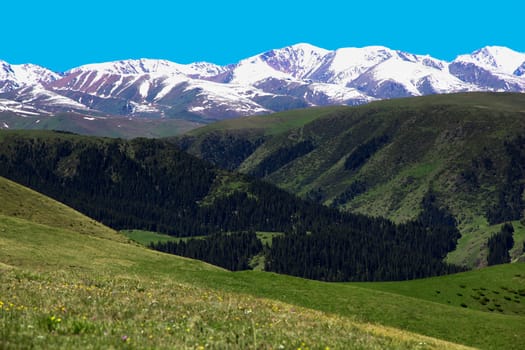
left=0, top=176, right=123, bottom=242
left=256, top=232, right=284, bottom=247
left=186, top=106, right=351, bottom=138
left=509, top=221, right=525, bottom=262
left=193, top=269, right=525, bottom=350
left=448, top=219, right=525, bottom=267
left=5, top=268, right=444, bottom=350
left=121, top=229, right=185, bottom=245
left=122, top=229, right=282, bottom=248
left=186, top=93, right=525, bottom=138
left=200, top=172, right=253, bottom=206
left=1, top=175, right=523, bottom=349
left=0, top=215, right=473, bottom=350
left=346, top=163, right=437, bottom=223
left=0, top=214, right=521, bottom=349
left=354, top=264, right=525, bottom=316
left=0, top=112, right=203, bottom=139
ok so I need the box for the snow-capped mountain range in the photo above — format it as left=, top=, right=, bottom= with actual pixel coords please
left=1, top=43, right=525, bottom=122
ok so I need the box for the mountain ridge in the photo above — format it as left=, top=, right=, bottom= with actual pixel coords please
left=1, top=44, right=524, bottom=133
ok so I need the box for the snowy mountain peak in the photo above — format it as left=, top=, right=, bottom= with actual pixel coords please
left=69, top=58, right=226, bottom=79
left=455, top=46, right=525, bottom=75
left=284, top=43, right=331, bottom=60
left=331, top=46, right=393, bottom=63
left=69, top=59, right=183, bottom=75
left=289, top=42, right=326, bottom=51
left=238, top=43, right=330, bottom=79
left=259, top=43, right=329, bottom=79
left=1, top=44, right=525, bottom=121
left=12, top=64, right=61, bottom=84
left=185, top=62, right=228, bottom=78
left=309, top=46, right=394, bottom=85
left=0, top=61, right=60, bottom=93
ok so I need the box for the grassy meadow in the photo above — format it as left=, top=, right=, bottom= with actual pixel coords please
left=122, top=229, right=282, bottom=247
left=1, top=175, right=524, bottom=349
left=0, top=215, right=470, bottom=350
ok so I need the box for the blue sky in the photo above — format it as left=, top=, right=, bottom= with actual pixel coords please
left=2, top=1, right=523, bottom=71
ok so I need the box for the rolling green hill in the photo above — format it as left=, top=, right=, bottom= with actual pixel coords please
left=0, top=130, right=467, bottom=282
left=0, top=176, right=123, bottom=242
left=0, top=111, right=202, bottom=139
left=0, top=177, right=523, bottom=349
left=176, top=92, right=525, bottom=268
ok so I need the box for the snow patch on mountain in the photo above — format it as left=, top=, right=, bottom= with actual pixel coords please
left=152, top=75, right=191, bottom=101
left=454, top=46, right=525, bottom=75
left=0, top=98, right=49, bottom=116
left=307, top=83, right=375, bottom=104
left=368, top=58, right=474, bottom=95
left=17, top=86, right=89, bottom=109
left=184, top=80, right=270, bottom=117
left=230, top=55, right=293, bottom=85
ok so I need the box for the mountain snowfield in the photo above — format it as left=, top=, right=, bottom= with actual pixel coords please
left=1, top=43, right=525, bottom=124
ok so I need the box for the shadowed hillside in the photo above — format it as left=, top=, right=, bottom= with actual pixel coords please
left=176, top=92, right=525, bottom=267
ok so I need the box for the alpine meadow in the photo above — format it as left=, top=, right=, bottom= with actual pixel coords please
left=1, top=38, right=525, bottom=349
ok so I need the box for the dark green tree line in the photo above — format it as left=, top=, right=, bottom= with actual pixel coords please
left=486, top=136, right=525, bottom=224
left=251, top=140, right=315, bottom=177
left=0, top=131, right=464, bottom=282
left=149, top=231, right=262, bottom=271
left=487, top=223, right=514, bottom=266
left=344, top=134, right=389, bottom=172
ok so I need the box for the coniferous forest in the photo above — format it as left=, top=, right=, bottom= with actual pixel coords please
left=0, top=131, right=465, bottom=281
left=149, top=231, right=262, bottom=271
left=265, top=191, right=464, bottom=281
left=487, top=223, right=515, bottom=266
left=485, top=136, right=525, bottom=224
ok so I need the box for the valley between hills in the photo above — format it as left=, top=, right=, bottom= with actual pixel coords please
left=1, top=92, right=524, bottom=349
left=0, top=175, right=524, bottom=349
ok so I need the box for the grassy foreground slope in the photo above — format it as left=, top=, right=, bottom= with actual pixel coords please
left=0, top=207, right=468, bottom=348
left=0, top=176, right=123, bottom=242
left=0, top=219, right=471, bottom=350
left=0, top=177, right=523, bottom=349
left=0, top=215, right=521, bottom=350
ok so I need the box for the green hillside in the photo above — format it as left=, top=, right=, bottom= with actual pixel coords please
left=176, top=92, right=525, bottom=268
left=0, top=130, right=467, bottom=282
left=185, top=106, right=349, bottom=137
left=0, top=111, right=202, bottom=139
left=1, top=179, right=524, bottom=348
left=355, top=263, right=525, bottom=316
left=0, top=176, right=123, bottom=242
